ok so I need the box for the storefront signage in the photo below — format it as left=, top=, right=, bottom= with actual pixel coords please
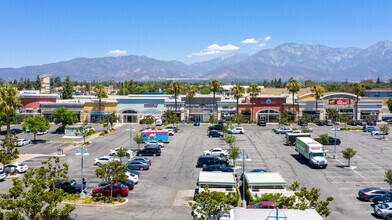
left=266, top=99, right=272, bottom=104
left=222, top=106, right=234, bottom=109
left=144, top=104, right=158, bottom=108
left=329, top=99, right=351, bottom=105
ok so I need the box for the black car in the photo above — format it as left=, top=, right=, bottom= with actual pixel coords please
left=257, top=120, right=266, bottom=126
left=298, top=121, right=308, bottom=126
left=208, top=125, right=223, bottom=131
left=208, top=130, right=224, bottom=138
left=316, top=136, right=341, bottom=145
left=197, top=156, right=229, bottom=167
left=10, top=128, right=23, bottom=134
left=316, top=121, right=325, bottom=126
left=348, top=121, right=360, bottom=126
left=136, top=147, right=161, bottom=156
left=99, top=179, right=134, bottom=190
left=202, top=165, right=234, bottom=172
left=358, top=187, right=389, bottom=201
left=55, top=126, right=65, bottom=133
left=54, top=178, right=87, bottom=194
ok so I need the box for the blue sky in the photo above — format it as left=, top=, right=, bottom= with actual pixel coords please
left=0, top=0, right=391, bottom=68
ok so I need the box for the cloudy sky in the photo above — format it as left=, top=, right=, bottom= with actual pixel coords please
left=0, top=0, right=391, bottom=67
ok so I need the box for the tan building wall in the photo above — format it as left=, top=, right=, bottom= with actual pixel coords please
left=40, top=75, right=50, bottom=94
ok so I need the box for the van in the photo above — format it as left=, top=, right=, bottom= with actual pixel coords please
left=155, top=119, right=163, bottom=126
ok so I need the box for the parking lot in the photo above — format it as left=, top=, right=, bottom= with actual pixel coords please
left=0, top=122, right=391, bottom=219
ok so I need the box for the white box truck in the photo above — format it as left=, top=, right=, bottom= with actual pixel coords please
left=295, top=137, right=328, bottom=168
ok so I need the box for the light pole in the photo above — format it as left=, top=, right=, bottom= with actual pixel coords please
left=75, top=144, right=89, bottom=197
left=107, top=113, right=110, bottom=132
left=24, top=126, right=29, bottom=155
left=333, top=106, right=338, bottom=159
left=127, top=125, right=135, bottom=160
left=236, top=149, right=251, bottom=208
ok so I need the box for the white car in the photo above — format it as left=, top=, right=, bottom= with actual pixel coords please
left=126, top=172, right=139, bottom=184
left=15, top=139, right=31, bottom=147
left=155, top=119, right=163, bottom=126
left=109, top=148, right=131, bottom=157
left=145, top=140, right=165, bottom=148
left=0, top=169, right=6, bottom=181
left=371, top=130, right=388, bottom=136
left=93, top=156, right=119, bottom=165
left=203, top=148, right=228, bottom=157
left=37, top=130, right=49, bottom=135
left=4, top=162, right=29, bottom=173
left=164, top=129, right=175, bottom=136
left=229, top=127, right=245, bottom=134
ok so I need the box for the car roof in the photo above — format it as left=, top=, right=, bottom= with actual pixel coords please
left=99, top=156, right=111, bottom=159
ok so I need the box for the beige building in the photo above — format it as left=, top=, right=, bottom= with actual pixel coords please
left=40, top=75, right=50, bottom=94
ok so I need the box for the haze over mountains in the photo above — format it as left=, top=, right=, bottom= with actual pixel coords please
left=1, top=41, right=391, bottom=82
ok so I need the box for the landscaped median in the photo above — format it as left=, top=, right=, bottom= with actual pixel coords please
left=99, top=128, right=116, bottom=136
left=62, top=194, right=128, bottom=206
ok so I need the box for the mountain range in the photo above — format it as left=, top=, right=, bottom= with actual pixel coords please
left=1, top=41, right=392, bottom=81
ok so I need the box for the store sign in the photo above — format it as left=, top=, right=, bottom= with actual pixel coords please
left=222, top=106, right=234, bottom=109
left=144, top=104, right=158, bottom=108
left=266, top=99, right=272, bottom=104
left=329, top=99, right=351, bottom=105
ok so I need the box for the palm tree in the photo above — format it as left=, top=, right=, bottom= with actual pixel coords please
left=247, top=84, right=261, bottom=122
left=231, top=85, right=245, bottom=114
left=351, top=82, right=365, bottom=120
left=0, top=84, right=22, bottom=143
left=94, top=84, right=108, bottom=121
left=186, top=87, right=196, bottom=121
left=209, top=79, right=221, bottom=118
left=310, top=85, right=325, bottom=120
left=286, top=78, right=302, bottom=121
left=170, top=82, right=182, bottom=113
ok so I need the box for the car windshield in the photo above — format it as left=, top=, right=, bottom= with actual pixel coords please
left=385, top=192, right=392, bottom=198
left=69, top=180, right=76, bottom=185
left=378, top=203, right=389, bottom=209
left=313, top=153, right=324, bottom=157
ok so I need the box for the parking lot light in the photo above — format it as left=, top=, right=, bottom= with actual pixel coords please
left=127, top=125, right=135, bottom=159
left=236, top=149, right=251, bottom=208
left=75, top=145, right=89, bottom=198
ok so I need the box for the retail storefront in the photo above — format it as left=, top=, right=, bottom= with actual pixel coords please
left=40, top=103, right=84, bottom=122
left=19, top=91, right=58, bottom=120
left=217, top=100, right=237, bottom=121
left=83, top=99, right=118, bottom=123
left=180, top=95, right=222, bottom=122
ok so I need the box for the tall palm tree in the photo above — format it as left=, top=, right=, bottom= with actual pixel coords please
left=310, top=85, right=325, bottom=120
left=231, top=85, right=245, bottom=114
left=209, top=79, right=221, bottom=118
left=0, top=84, right=22, bottom=143
left=186, top=87, right=196, bottom=121
left=351, top=82, right=365, bottom=120
left=286, top=78, right=302, bottom=121
left=170, top=82, right=182, bottom=113
left=94, top=84, right=108, bottom=121
left=246, top=84, right=261, bottom=122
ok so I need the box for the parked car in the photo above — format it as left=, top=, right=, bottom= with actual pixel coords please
left=155, top=119, right=163, bottom=126
left=274, top=127, right=292, bottom=134
left=371, top=130, right=389, bottom=136
left=287, top=129, right=301, bottom=134
left=165, top=129, right=175, bottom=136
left=298, top=121, right=308, bottom=126
left=37, top=130, right=49, bottom=135
left=207, top=130, right=224, bottom=138
left=363, top=126, right=378, bottom=132
left=136, top=147, right=161, bottom=156
left=196, top=156, right=229, bottom=167
left=140, top=127, right=151, bottom=132
left=348, top=121, right=360, bottom=126
left=315, top=136, right=341, bottom=145
left=109, top=148, right=131, bottom=157
left=358, top=187, right=389, bottom=201
left=15, top=139, right=31, bottom=147
left=54, top=178, right=88, bottom=194
left=373, top=192, right=392, bottom=204
left=247, top=201, right=277, bottom=209
left=0, top=169, right=6, bottom=181
left=132, top=157, right=151, bottom=165
left=93, top=156, right=118, bottom=165
left=316, top=121, right=325, bottom=126
left=165, top=126, right=178, bottom=132
left=257, top=120, right=266, bottom=126
left=125, top=168, right=140, bottom=178
left=203, top=148, right=228, bottom=157
left=55, top=126, right=65, bottom=133
left=228, top=127, right=245, bottom=134
left=373, top=202, right=392, bottom=219
left=10, top=128, right=23, bottom=134
left=92, top=184, right=129, bottom=197
left=145, top=140, right=165, bottom=148
left=98, top=179, right=134, bottom=191
left=208, top=125, right=223, bottom=131
left=194, top=121, right=200, bottom=126
left=126, top=160, right=150, bottom=170
left=326, top=120, right=334, bottom=126
left=126, top=172, right=139, bottom=184
left=3, top=163, right=28, bottom=173
left=202, top=165, right=234, bottom=172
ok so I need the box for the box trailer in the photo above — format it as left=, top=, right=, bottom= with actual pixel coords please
left=141, top=131, right=169, bottom=143
left=295, top=137, right=327, bottom=168
left=285, top=133, right=311, bottom=146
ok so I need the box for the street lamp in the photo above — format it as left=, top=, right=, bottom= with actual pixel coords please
left=236, top=149, right=251, bottom=207
left=126, top=125, right=135, bottom=159
left=333, top=106, right=338, bottom=159
left=75, top=144, right=89, bottom=197
left=24, top=126, right=29, bottom=155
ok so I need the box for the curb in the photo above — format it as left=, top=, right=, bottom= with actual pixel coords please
left=62, top=198, right=128, bottom=207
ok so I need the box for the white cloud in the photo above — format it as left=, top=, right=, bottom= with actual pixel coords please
left=264, top=36, right=271, bottom=41
left=188, top=43, right=240, bottom=57
left=252, top=36, right=272, bottom=49
left=241, top=38, right=259, bottom=44
left=108, top=49, right=127, bottom=56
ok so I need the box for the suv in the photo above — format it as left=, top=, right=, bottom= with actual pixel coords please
left=257, top=120, right=266, bottom=126
left=208, top=125, right=223, bottom=131
left=197, top=156, right=229, bottom=167
left=208, top=130, right=224, bottom=138
left=54, top=178, right=87, bottom=194
left=136, top=147, right=161, bottom=156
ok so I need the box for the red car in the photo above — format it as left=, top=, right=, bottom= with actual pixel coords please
left=246, top=201, right=277, bottom=209
left=92, top=184, right=129, bottom=197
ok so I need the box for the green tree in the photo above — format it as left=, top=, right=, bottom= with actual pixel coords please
left=379, top=124, right=389, bottom=139
left=384, top=170, right=392, bottom=191
left=224, top=135, right=237, bottom=146
left=387, top=97, right=392, bottom=113
left=209, top=79, right=221, bottom=118
left=0, top=84, right=22, bottom=143
left=341, top=147, right=357, bottom=167
left=186, top=87, right=197, bottom=121
left=228, top=147, right=240, bottom=167
left=94, top=84, right=108, bottom=121
left=326, top=108, right=338, bottom=120
left=61, top=75, right=74, bottom=99
left=133, top=134, right=144, bottom=150
left=231, top=85, right=245, bottom=114
left=286, top=78, right=302, bottom=120
left=351, top=82, right=365, bottom=120
left=317, top=134, right=329, bottom=145
left=0, top=135, right=19, bottom=169
left=0, top=157, right=75, bottom=220
left=34, top=74, right=41, bottom=90
left=162, top=110, right=178, bottom=125
left=105, top=112, right=119, bottom=129
left=300, top=126, right=311, bottom=133
left=141, top=115, right=155, bottom=126
left=299, top=113, right=311, bottom=124
left=310, top=85, right=325, bottom=120
left=75, top=122, right=92, bottom=145
left=200, top=86, right=211, bottom=95
left=247, top=83, right=261, bottom=122
left=115, top=147, right=129, bottom=162
left=278, top=110, right=290, bottom=125
left=232, top=114, right=247, bottom=126
left=95, top=160, right=128, bottom=199
left=22, top=116, right=50, bottom=141
left=170, top=81, right=182, bottom=113
left=51, top=107, right=79, bottom=133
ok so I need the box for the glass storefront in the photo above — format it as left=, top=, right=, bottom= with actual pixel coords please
left=257, top=109, right=281, bottom=123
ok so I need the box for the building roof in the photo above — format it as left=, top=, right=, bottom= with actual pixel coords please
left=245, top=172, right=286, bottom=187
left=198, top=171, right=236, bottom=185
left=231, top=208, right=323, bottom=220
left=260, top=88, right=311, bottom=96
left=365, top=88, right=392, bottom=92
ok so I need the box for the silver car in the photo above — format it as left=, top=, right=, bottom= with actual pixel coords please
left=374, top=202, right=392, bottom=219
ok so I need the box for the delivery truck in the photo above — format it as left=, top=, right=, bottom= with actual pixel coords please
left=295, top=137, right=328, bottom=168
left=141, top=130, right=169, bottom=143
left=285, top=133, right=311, bottom=146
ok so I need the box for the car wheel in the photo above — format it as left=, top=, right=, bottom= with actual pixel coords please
left=220, top=153, right=224, bottom=157
left=202, top=164, right=207, bottom=167
left=386, top=214, right=392, bottom=220
left=136, top=153, right=140, bottom=156
left=140, top=167, right=144, bottom=171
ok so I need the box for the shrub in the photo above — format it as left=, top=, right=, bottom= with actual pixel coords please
left=157, top=128, right=162, bottom=130
left=87, top=129, right=96, bottom=136
left=312, top=120, right=318, bottom=123
left=163, top=121, right=169, bottom=126
left=95, top=120, right=105, bottom=124
left=66, top=193, right=80, bottom=201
